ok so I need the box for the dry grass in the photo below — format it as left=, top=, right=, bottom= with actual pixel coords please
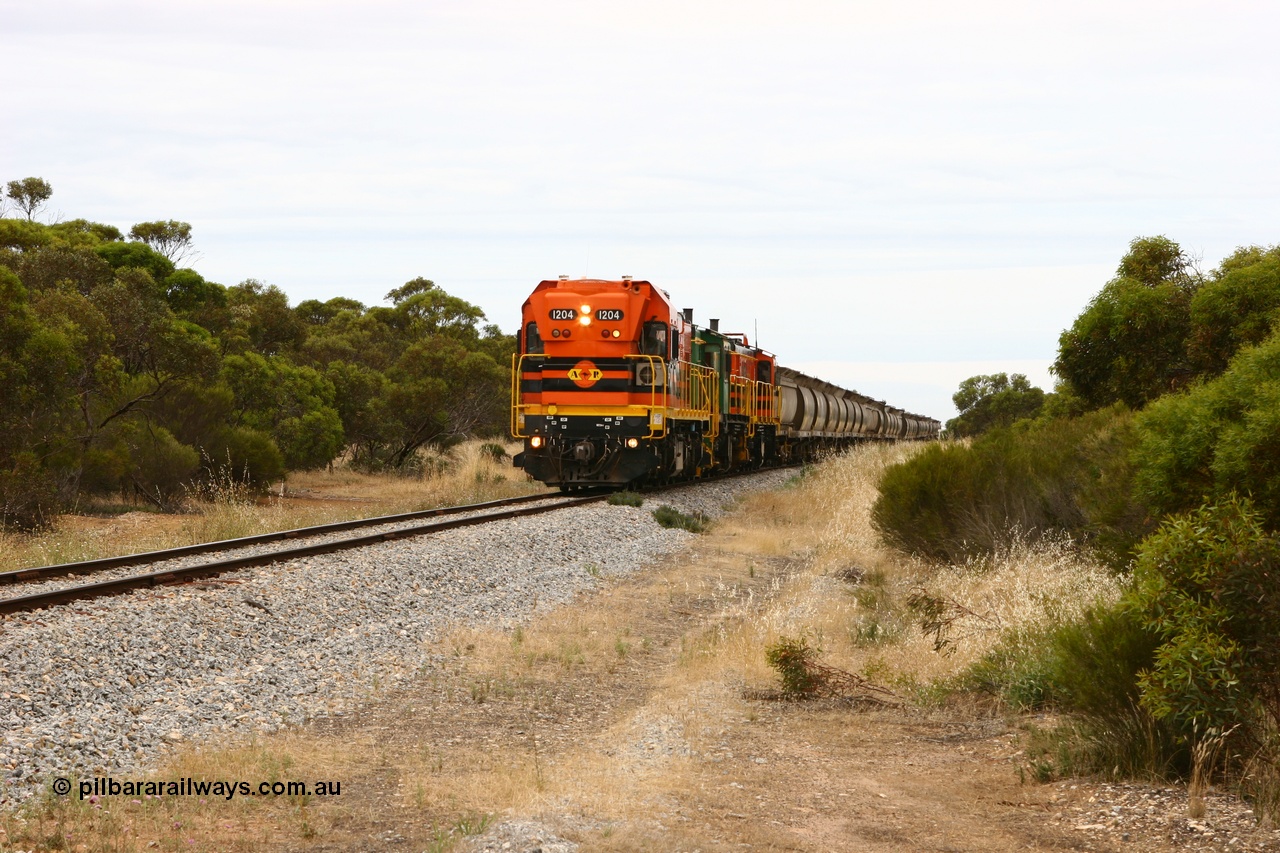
left=659, top=445, right=1117, bottom=697
left=0, top=440, right=540, bottom=573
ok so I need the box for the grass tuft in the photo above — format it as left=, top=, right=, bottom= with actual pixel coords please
left=607, top=490, right=644, bottom=507
left=652, top=505, right=708, bottom=533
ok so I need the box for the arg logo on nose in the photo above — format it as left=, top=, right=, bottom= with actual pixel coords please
left=567, top=360, right=603, bottom=388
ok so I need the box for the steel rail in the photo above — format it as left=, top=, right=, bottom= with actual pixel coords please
left=0, top=492, right=561, bottom=586
left=0, top=494, right=608, bottom=615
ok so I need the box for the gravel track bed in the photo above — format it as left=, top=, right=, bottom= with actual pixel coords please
left=0, top=470, right=795, bottom=807
left=0, top=496, right=577, bottom=600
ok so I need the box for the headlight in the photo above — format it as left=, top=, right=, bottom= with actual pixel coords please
left=530, top=436, right=543, bottom=449
left=626, top=437, right=639, bottom=448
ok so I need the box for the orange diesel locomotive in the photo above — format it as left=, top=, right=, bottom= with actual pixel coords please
left=511, top=276, right=939, bottom=489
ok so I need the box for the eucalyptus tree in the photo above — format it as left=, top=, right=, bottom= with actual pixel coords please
left=5, top=177, right=53, bottom=221
left=129, top=220, right=196, bottom=264
left=1055, top=236, right=1201, bottom=410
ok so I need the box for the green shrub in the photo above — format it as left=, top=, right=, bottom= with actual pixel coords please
left=955, top=605, right=1156, bottom=719
left=959, top=628, right=1059, bottom=711
left=961, top=498, right=1280, bottom=801
left=607, top=490, right=644, bottom=507
left=1130, top=495, right=1280, bottom=743
left=403, top=450, right=453, bottom=480
left=1069, top=411, right=1150, bottom=565
left=1188, top=252, right=1280, bottom=376
left=80, top=442, right=130, bottom=495
left=960, top=604, right=1188, bottom=779
left=872, top=407, right=1143, bottom=564
left=765, top=635, right=823, bottom=697
left=1051, top=603, right=1189, bottom=775
left=1019, top=712, right=1185, bottom=783
left=126, top=425, right=200, bottom=510
left=1011, top=496, right=1280, bottom=810
left=871, top=440, right=991, bottom=562
left=1133, top=331, right=1280, bottom=530
left=200, top=426, right=285, bottom=490
left=1050, top=603, right=1160, bottom=726
left=652, top=504, right=708, bottom=533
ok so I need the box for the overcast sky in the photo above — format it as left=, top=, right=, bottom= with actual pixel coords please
left=5, top=0, right=1279, bottom=419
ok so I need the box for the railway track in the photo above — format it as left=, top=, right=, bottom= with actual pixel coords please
left=0, top=492, right=607, bottom=615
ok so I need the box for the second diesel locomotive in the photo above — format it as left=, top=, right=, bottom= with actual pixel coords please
left=511, top=276, right=939, bottom=489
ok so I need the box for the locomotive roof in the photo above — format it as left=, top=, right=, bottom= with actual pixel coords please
left=525, top=277, right=672, bottom=312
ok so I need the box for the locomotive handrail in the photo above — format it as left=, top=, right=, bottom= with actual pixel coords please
left=672, top=360, right=716, bottom=424
left=729, top=374, right=756, bottom=435
left=756, top=380, right=781, bottom=427
left=705, top=360, right=721, bottom=440
left=510, top=352, right=546, bottom=437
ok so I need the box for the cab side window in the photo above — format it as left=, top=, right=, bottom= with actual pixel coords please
left=525, top=321, right=544, bottom=354
left=641, top=321, right=668, bottom=358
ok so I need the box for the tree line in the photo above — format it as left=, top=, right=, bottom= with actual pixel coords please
left=1, top=179, right=513, bottom=529
left=874, top=236, right=1280, bottom=814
